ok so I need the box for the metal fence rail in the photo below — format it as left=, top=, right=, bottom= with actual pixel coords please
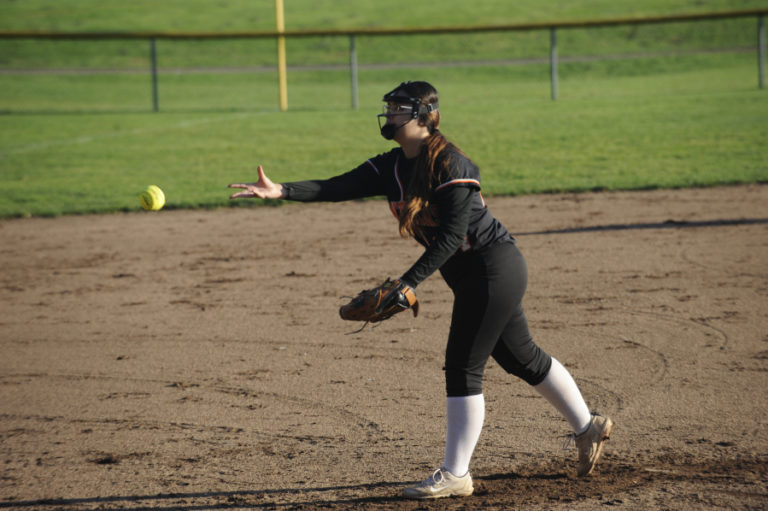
left=1, top=7, right=766, bottom=111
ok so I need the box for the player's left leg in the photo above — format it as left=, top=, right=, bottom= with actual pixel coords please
left=487, top=245, right=613, bottom=476
left=533, top=357, right=592, bottom=435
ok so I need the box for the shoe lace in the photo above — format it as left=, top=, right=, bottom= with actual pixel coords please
left=564, top=411, right=603, bottom=450
left=421, top=468, right=445, bottom=487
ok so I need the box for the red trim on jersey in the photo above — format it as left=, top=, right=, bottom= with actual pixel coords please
left=435, top=178, right=481, bottom=192
left=389, top=200, right=403, bottom=219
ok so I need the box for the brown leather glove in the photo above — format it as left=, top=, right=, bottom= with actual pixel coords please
left=339, top=278, right=419, bottom=325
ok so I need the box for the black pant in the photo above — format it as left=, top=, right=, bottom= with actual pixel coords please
left=440, top=241, right=552, bottom=397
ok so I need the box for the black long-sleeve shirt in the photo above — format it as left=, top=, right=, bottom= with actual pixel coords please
left=282, top=147, right=513, bottom=287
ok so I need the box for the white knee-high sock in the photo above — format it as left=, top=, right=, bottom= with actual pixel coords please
left=442, top=394, right=485, bottom=477
left=533, top=358, right=592, bottom=434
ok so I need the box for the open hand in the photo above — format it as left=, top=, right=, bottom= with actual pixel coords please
left=228, top=165, right=285, bottom=200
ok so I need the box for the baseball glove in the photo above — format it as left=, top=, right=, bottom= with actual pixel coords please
left=339, top=278, right=419, bottom=327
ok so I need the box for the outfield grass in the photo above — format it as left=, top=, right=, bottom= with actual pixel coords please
left=1, top=52, right=765, bottom=218
left=0, top=1, right=764, bottom=69
left=0, top=18, right=762, bottom=70
left=3, top=0, right=765, bottom=31
left=0, top=1, right=766, bottom=218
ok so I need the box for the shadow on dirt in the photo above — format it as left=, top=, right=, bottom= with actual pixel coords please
left=516, top=218, right=768, bottom=237
left=3, top=457, right=765, bottom=510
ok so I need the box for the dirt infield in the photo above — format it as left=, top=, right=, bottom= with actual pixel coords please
left=1, top=185, right=766, bottom=510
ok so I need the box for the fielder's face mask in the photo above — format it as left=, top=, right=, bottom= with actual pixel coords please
left=377, top=83, right=439, bottom=140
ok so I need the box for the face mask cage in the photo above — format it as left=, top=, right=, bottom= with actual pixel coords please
left=377, top=102, right=415, bottom=130
left=376, top=83, right=439, bottom=131
left=381, top=103, right=414, bottom=116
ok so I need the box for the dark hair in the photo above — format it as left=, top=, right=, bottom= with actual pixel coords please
left=392, top=82, right=460, bottom=239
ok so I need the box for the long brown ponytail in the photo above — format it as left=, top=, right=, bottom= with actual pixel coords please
left=398, top=126, right=451, bottom=238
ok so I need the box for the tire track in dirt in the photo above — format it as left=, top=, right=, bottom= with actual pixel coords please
left=625, top=309, right=730, bottom=350
left=0, top=371, right=390, bottom=444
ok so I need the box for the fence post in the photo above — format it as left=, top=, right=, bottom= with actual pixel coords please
left=759, top=15, right=766, bottom=89
left=549, top=28, right=558, bottom=100
left=150, top=38, right=159, bottom=112
left=349, top=35, right=359, bottom=110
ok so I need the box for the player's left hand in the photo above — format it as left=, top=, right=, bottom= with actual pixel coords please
left=340, top=278, right=419, bottom=327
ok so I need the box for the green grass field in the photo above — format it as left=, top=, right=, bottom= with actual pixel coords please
left=0, top=1, right=766, bottom=217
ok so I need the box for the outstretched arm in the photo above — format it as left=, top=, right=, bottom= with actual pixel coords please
left=228, top=165, right=286, bottom=200
left=230, top=160, right=384, bottom=203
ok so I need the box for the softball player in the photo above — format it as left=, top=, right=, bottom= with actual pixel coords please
left=229, top=81, right=613, bottom=499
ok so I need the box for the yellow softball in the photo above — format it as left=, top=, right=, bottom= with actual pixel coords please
left=139, top=185, right=165, bottom=211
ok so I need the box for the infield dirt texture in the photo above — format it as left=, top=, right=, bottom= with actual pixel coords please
left=1, top=185, right=766, bottom=510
